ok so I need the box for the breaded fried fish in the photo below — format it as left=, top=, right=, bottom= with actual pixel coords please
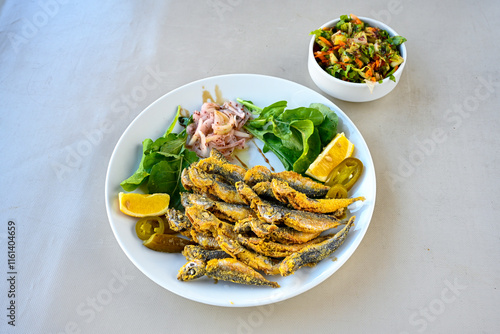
left=181, top=192, right=253, bottom=223
left=271, top=179, right=365, bottom=214
left=266, top=226, right=322, bottom=244
left=188, top=166, right=245, bottom=204
left=233, top=218, right=321, bottom=244
left=234, top=217, right=278, bottom=237
left=177, top=258, right=279, bottom=288
left=216, top=224, right=281, bottom=275
left=181, top=167, right=195, bottom=191
left=190, top=229, right=220, bottom=250
left=279, top=217, right=355, bottom=276
left=185, top=205, right=237, bottom=239
left=196, top=149, right=246, bottom=184
left=182, top=245, right=230, bottom=262
left=235, top=181, right=341, bottom=233
left=244, top=165, right=330, bottom=198
left=237, top=234, right=331, bottom=258
left=165, top=208, right=192, bottom=232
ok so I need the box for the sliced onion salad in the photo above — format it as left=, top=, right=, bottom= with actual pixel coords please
left=186, top=101, right=252, bottom=158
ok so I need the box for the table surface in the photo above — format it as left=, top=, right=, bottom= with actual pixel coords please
left=1, top=0, right=499, bottom=333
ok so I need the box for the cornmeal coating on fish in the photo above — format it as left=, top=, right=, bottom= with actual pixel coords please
left=165, top=208, right=192, bottom=232
left=234, top=218, right=321, bottom=244
left=234, top=217, right=278, bottom=237
left=251, top=181, right=275, bottom=199
left=187, top=166, right=245, bottom=204
left=177, top=258, right=279, bottom=288
left=216, top=224, right=281, bottom=275
left=235, top=181, right=341, bottom=233
left=181, top=192, right=253, bottom=223
left=182, top=245, right=230, bottom=262
left=244, top=165, right=330, bottom=198
left=181, top=167, right=195, bottom=191
left=271, top=179, right=365, bottom=213
left=196, top=149, right=246, bottom=184
left=237, top=234, right=331, bottom=258
left=266, top=226, right=323, bottom=244
left=185, top=205, right=238, bottom=240
left=279, top=217, right=355, bottom=276
left=190, top=229, right=220, bottom=250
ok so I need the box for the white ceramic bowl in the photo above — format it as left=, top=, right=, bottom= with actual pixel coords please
left=308, top=17, right=407, bottom=102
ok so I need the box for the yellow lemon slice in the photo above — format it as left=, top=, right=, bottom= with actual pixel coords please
left=118, top=192, right=170, bottom=218
left=305, top=132, right=354, bottom=182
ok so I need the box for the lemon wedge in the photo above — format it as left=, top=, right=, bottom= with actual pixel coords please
left=118, top=192, right=170, bottom=218
left=305, top=132, right=354, bottom=182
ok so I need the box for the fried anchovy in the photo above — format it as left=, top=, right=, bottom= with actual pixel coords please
left=252, top=181, right=276, bottom=199
left=190, top=229, right=220, bottom=250
left=236, top=181, right=341, bottom=233
left=244, top=165, right=330, bottom=198
left=271, top=179, right=365, bottom=213
left=177, top=258, right=279, bottom=288
left=182, top=245, right=230, bottom=262
left=237, top=234, right=331, bottom=258
left=216, top=224, right=281, bottom=275
left=266, top=226, right=322, bottom=244
left=187, top=166, right=245, bottom=204
left=181, top=167, right=195, bottom=191
left=181, top=192, right=253, bottom=223
left=165, top=208, right=192, bottom=232
left=196, top=149, right=246, bottom=184
left=279, top=217, right=355, bottom=276
left=234, top=217, right=278, bottom=237
left=233, top=217, right=321, bottom=244
left=185, top=205, right=237, bottom=239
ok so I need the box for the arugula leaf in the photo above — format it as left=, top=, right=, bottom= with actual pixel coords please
left=309, top=103, right=338, bottom=148
left=236, top=98, right=262, bottom=114
left=260, top=101, right=287, bottom=120
left=261, top=133, right=299, bottom=171
left=279, top=107, right=324, bottom=126
left=242, top=100, right=338, bottom=174
left=120, top=139, right=153, bottom=191
left=164, top=106, right=181, bottom=137
left=290, top=120, right=319, bottom=173
left=272, top=117, right=293, bottom=141
left=120, top=107, right=199, bottom=210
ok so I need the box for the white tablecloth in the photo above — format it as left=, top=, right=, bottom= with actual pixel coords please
left=1, top=0, right=499, bottom=333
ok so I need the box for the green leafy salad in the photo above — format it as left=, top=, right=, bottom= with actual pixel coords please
left=310, top=14, right=406, bottom=84
left=120, top=107, right=199, bottom=210
left=238, top=99, right=338, bottom=174
left=120, top=100, right=339, bottom=209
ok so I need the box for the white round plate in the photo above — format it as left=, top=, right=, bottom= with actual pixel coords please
left=105, top=74, right=376, bottom=307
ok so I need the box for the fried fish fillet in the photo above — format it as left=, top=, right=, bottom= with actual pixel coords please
left=177, top=258, right=279, bottom=288
left=235, top=181, right=341, bottom=233
left=271, top=179, right=365, bottom=213
left=279, top=217, right=355, bottom=276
